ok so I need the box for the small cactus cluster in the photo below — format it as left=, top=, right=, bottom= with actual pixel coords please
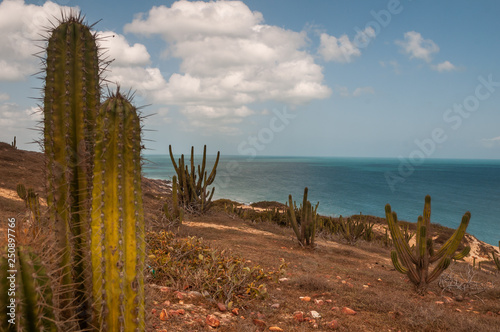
left=163, top=175, right=184, bottom=224
left=386, top=195, right=471, bottom=294
left=339, top=214, right=374, bottom=244
left=169, top=145, right=220, bottom=213
left=11, top=136, right=16, bottom=149
left=287, top=187, right=319, bottom=247
left=16, top=184, right=42, bottom=229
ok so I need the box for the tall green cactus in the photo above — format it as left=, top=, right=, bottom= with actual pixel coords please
left=0, top=246, right=57, bottom=331
left=287, top=187, right=319, bottom=247
left=91, top=91, right=145, bottom=330
left=385, top=195, right=471, bottom=294
left=42, top=13, right=100, bottom=325
left=169, top=145, right=220, bottom=213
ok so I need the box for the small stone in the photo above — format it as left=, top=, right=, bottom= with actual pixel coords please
left=217, top=303, right=227, bottom=312
left=293, top=311, right=305, bottom=322
left=377, top=278, right=382, bottom=282
left=151, top=308, right=157, bottom=315
left=314, top=299, right=324, bottom=305
left=310, top=311, right=321, bottom=319
left=271, top=303, right=280, bottom=309
left=160, top=286, right=170, bottom=292
left=363, top=285, right=369, bottom=288
left=162, top=300, right=171, bottom=307
left=327, top=320, right=339, bottom=329
left=231, top=308, right=239, bottom=315
left=341, top=307, right=357, bottom=315
left=443, top=296, right=453, bottom=303
left=435, top=301, right=444, bottom=305
left=300, top=296, right=311, bottom=302
left=269, top=327, right=284, bottom=331
left=206, top=314, right=220, bottom=328
left=176, top=309, right=185, bottom=315
left=253, top=319, right=266, bottom=327
left=325, top=299, right=332, bottom=303
left=331, top=306, right=339, bottom=311
left=159, top=309, right=168, bottom=321
left=278, top=277, right=289, bottom=282
left=187, top=291, right=203, bottom=298
left=455, top=308, right=462, bottom=312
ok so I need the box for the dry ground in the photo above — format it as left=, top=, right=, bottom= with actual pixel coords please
left=1, top=142, right=500, bottom=331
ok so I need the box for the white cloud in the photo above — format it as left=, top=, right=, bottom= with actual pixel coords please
left=0, top=0, right=77, bottom=81
left=318, top=27, right=374, bottom=63
left=336, top=85, right=375, bottom=98
left=100, top=32, right=151, bottom=66
left=395, top=31, right=439, bottom=63
left=432, top=60, right=457, bottom=72
left=125, top=1, right=330, bottom=129
left=0, top=93, right=9, bottom=102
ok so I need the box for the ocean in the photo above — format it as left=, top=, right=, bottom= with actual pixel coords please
left=143, top=155, right=500, bottom=246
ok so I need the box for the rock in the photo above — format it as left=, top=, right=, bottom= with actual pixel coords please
left=162, top=300, right=171, bottom=307
left=331, top=306, right=339, bottom=311
left=341, top=307, right=357, bottom=315
left=278, top=277, right=289, bottom=282
left=231, top=308, right=239, bottom=315
left=253, top=318, right=266, bottom=327
left=151, top=308, right=157, bottom=315
left=160, top=286, right=170, bottom=292
left=300, top=296, right=311, bottom=302
left=435, top=301, right=444, bottom=305
left=176, top=309, right=185, bottom=315
left=310, top=311, right=321, bottom=319
left=293, top=311, right=305, bottom=322
left=454, top=295, right=464, bottom=302
left=271, top=303, right=280, bottom=309
left=314, top=299, right=324, bottom=305
left=206, top=314, right=220, bottom=328
left=187, top=291, right=203, bottom=298
left=455, top=308, right=462, bottom=312
left=217, top=302, right=227, bottom=312
left=327, top=320, right=339, bottom=329
left=159, top=309, right=169, bottom=321
left=269, top=327, right=284, bottom=331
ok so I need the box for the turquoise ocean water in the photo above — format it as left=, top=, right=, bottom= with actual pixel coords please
left=144, top=155, right=500, bottom=246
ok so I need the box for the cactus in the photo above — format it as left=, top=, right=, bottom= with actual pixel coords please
left=91, top=90, right=145, bottom=331
left=11, top=136, right=16, bottom=149
left=0, top=246, right=58, bottom=331
left=16, top=184, right=43, bottom=232
left=169, top=145, right=220, bottom=213
left=385, top=195, right=471, bottom=294
left=16, top=183, right=27, bottom=201
left=287, top=187, right=318, bottom=247
left=491, top=241, right=500, bottom=271
left=42, top=13, right=101, bottom=326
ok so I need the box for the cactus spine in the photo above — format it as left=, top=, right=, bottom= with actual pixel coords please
left=287, top=187, right=318, bottom=247
left=0, top=246, right=57, bottom=331
left=169, top=145, right=220, bottom=213
left=386, top=195, right=471, bottom=294
left=42, top=14, right=100, bottom=325
left=91, top=91, right=145, bottom=330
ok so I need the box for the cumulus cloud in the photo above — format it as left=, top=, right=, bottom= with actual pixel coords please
left=336, top=85, right=375, bottom=98
left=395, top=31, right=439, bottom=63
left=100, top=32, right=151, bottom=66
left=0, top=0, right=77, bottom=81
left=318, top=27, right=375, bottom=63
left=432, top=60, right=457, bottom=72
left=125, top=0, right=330, bottom=128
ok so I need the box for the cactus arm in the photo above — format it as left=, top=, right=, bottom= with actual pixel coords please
left=385, top=206, right=417, bottom=265
left=426, top=257, right=451, bottom=284
left=453, top=246, right=470, bottom=260
left=429, top=212, right=471, bottom=263
left=206, top=151, right=220, bottom=185
left=391, top=251, right=409, bottom=274
left=287, top=194, right=302, bottom=242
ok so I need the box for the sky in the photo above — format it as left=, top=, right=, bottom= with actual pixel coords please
left=1, top=0, right=500, bottom=159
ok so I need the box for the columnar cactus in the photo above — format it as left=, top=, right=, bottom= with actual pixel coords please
left=385, top=195, right=471, bottom=294
left=91, top=91, right=145, bottom=330
left=169, top=145, right=220, bottom=213
left=287, top=187, right=318, bottom=247
left=42, top=13, right=101, bottom=324
left=0, top=246, right=57, bottom=331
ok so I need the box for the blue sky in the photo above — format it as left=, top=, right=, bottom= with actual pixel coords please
left=1, top=0, right=500, bottom=159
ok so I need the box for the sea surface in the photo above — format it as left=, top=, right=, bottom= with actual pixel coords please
left=144, top=155, right=500, bottom=246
